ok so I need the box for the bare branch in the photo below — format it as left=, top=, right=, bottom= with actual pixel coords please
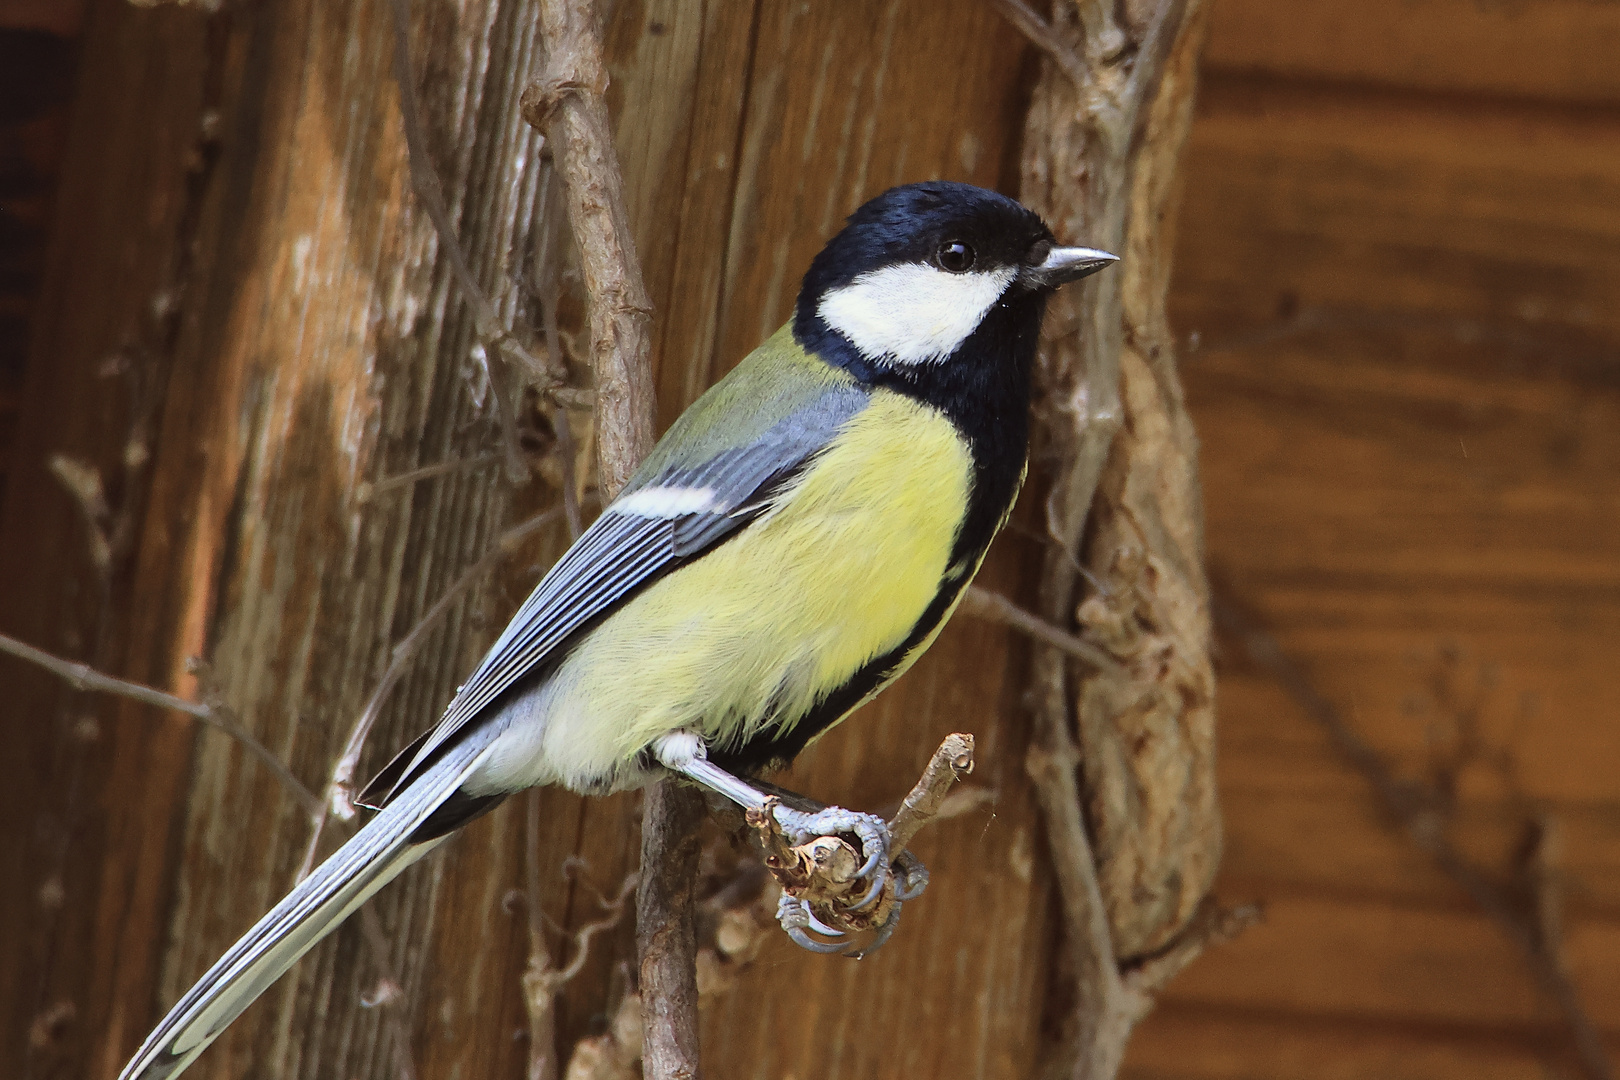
left=636, top=781, right=705, bottom=1080
left=0, top=631, right=320, bottom=817
left=889, top=733, right=977, bottom=851
left=518, top=1, right=683, bottom=1073
left=1212, top=587, right=1615, bottom=1080
left=521, top=0, right=656, bottom=499
left=1122, top=899, right=1260, bottom=1000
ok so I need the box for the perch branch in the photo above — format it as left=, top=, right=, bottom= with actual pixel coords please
left=1212, top=587, right=1615, bottom=1080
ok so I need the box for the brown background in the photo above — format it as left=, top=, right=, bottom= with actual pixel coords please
left=0, top=1, right=1616, bottom=1078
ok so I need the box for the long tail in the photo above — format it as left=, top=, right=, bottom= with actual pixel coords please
left=118, top=730, right=497, bottom=1080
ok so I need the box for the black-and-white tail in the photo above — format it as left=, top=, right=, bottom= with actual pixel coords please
left=118, top=732, right=495, bottom=1080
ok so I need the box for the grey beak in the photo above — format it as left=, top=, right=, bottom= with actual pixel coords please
left=1021, top=245, right=1119, bottom=289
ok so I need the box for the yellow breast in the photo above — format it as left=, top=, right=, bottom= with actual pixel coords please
left=530, top=389, right=974, bottom=786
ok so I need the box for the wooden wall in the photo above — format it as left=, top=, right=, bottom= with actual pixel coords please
left=1127, top=1, right=1620, bottom=1077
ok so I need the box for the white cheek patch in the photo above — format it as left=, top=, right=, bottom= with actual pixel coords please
left=612, top=486, right=717, bottom=518
left=817, top=262, right=1017, bottom=365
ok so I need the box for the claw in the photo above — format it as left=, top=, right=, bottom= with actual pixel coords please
left=787, top=925, right=851, bottom=954
left=849, top=868, right=886, bottom=911
left=845, top=903, right=903, bottom=960
left=893, top=850, right=929, bottom=902
left=803, top=907, right=847, bottom=938
left=777, top=893, right=849, bottom=954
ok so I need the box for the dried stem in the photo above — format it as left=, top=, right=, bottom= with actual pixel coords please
left=385, top=0, right=568, bottom=486
left=1212, top=588, right=1615, bottom=1080
left=961, top=585, right=1127, bottom=679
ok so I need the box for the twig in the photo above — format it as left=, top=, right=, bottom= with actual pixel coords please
left=961, top=586, right=1128, bottom=680
left=1121, top=899, right=1260, bottom=1000
left=1212, top=587, right=1616, bottom=1080
left=889, top=733, right=977, bottom=851
left=0, top=632, right=321, bottom=816
left=296, top=506, right=566, bottom=881
left=991, top=0, right=1088, bottom=86
left=357, top=453, right=502, bottom=503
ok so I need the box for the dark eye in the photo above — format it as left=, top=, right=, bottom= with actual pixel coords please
left=935, top=239, right=975, bottom=273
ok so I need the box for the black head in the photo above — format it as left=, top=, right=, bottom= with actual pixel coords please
left=793, top=181, right=1115, bottom=379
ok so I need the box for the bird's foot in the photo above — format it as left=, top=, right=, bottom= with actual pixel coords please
left=770, top=803, right=891, bottom=909
left=762, top=803, right=930, bottom=958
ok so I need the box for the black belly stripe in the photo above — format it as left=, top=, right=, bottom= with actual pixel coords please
left=709, top=565, right=983, bottom=776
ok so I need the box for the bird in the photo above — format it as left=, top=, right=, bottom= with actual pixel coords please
left=117, top=180, right=1116, bottom=1080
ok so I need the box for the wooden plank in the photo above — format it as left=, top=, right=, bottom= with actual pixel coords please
left=1214, top=778, right=1620, bottom=917
left=1153, top=893, right=1620, bottom=1031
left=1186, top=329, right=1620, bottom=806
left=1175, top=76, right=1620, bottom=340
left=1124, top=1003, right=1610, bottom=1080
left=1205, top=0, right=1620, bottom=105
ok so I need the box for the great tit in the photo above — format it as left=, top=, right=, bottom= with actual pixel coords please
left=118, top=180, right=1115, bottom=1080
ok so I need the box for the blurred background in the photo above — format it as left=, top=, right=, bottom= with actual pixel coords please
left=1, top=1, right=1616, bottom=1078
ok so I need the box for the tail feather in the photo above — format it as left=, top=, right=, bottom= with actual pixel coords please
left=119, top=731, right=496, bottom=1080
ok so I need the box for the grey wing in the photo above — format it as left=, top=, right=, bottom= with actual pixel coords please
left=366, top=385, right=868, bottom=804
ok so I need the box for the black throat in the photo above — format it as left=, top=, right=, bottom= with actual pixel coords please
left=793, top=287, right=1045, bottom=567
